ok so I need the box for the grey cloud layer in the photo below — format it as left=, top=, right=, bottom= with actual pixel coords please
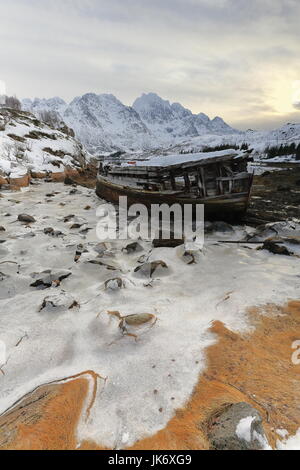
left=0, top=0, right=299, bottom=130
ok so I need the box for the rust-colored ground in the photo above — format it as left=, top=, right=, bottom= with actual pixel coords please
left=124, top=300, right=300, bottom=450
left=0, top=371, right=100, bottom=450
left=1, top=301, right=300, bottom=450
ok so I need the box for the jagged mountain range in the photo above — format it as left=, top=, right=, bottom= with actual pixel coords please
left=22, top=92, right=239, bottom=154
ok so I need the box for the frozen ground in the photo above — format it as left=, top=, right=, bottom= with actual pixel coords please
left=0, top=182, right=300, bottom=448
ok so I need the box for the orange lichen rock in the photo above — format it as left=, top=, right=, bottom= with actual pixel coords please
left=0, top=371, right=101, bottom=450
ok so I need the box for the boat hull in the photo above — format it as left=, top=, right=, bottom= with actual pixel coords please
left=96, top=176, right=253, bottom=220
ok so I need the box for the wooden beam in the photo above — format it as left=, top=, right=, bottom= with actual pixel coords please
left=169, top=171, right=176, bottom=190
left=200, top=167, right=206, bottom=197
left=183, top=171, right=190, bottom=191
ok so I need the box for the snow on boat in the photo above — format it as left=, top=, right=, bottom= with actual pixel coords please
left=96, top=149, right=253, bottom=219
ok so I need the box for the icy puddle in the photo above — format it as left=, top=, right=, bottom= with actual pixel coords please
left=0, top=182, right=300, bottom=448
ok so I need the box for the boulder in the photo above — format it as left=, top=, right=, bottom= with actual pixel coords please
left=0, top=175, right=8, bottom=185
left=124, top=313, right=155, bottom=326
left=51, top=171, right=65, bottom=182
left=18, top=214, right=36, bottom=223
left=64, top=176, right=76, bottom=186
left=43, top=227, right=54, bottom=235
left=30, top=269, right=72, bottom=289
left=9, top=173, right=30, bottom=188
left=30, top=171, right=47, bottom=179
left=208, top=402, right=270, bottom=450
left=39, top=291, right=78, bottom=312
left=260, top=239, right=291, bottom=256
left=104, top=277, right=124, bottom=290
left=134, top=260, right=168, bottom=277
left=152, top=237, right=184, bottom=248
left=122, top=242, right=143, bottom=254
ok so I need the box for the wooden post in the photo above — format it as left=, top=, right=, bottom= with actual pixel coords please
left=170, top=171, right=176, bottom=190
left=200, top=167, right=206, bottom=197
left=184, top=171, right=190, bottom=191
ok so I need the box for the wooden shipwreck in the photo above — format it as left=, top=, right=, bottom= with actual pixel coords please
left=96, top=149, right=253, bottom=219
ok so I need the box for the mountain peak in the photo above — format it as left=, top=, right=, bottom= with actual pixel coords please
left=22, top=91, right=238, bottom=153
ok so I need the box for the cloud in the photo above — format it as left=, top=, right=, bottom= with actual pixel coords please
left=0, top=0, right=299, bottom=129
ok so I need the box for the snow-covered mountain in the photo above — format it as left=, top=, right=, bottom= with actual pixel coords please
left=22, top=92, right=300, bottom=158
left=132, top=92, right=237, bottom=141
left=0, top=107, right=90, bottom=179
left=22, top=92, right=238, bottom=154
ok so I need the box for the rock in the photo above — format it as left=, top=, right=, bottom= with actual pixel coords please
left=104, top=277, right=124, bottom=290
left=64, top=214, right=75, bottom=223
left=79, top=227, right=92, bottom=234
left=70, top=223, right=83, bottom=230
left=30, top=171, right=47, bottom=179
left=260, top=239, right=291, bottom=256
left=84, top=205, right=91, bottom=210
left=152, top=236, right=184, bottom=248
left=43, top=227, right=64, bottom=237
left=9, top=173, right=30, bottom=188
left=64, top=176, right=76, bottom=186
left=87, top=260, right=116, bottom=270
left=93, top=242, right=107, bottom=255
left=285, top=237, right=300, bottom=245
left=0, top=175, right=8, bottom=185
left=122, top=242, right=143, bottom=254
left=134, top=260, right=168, bottom=277
left=74, top=243, right=88, bottom=262
left=182, top=250, right=196, bottom=264
left=39, top=291, right=78, bottom=312
left=18, top=214, right=36, bottom=223
left=30, top=270, right=72, bottom=289
left=208, top=402, right=269, bottom=450
left=53, top=230, right=65, bottom=237
left=0, top=226, right=5, bottom=232
left=246, top=224, right=278, bottom=242
left=124, top=313, right=155, bottom=326
left=69, top=188, right=79, bottom=195
left=211, top=221, right=234, bottom=233
left=44, top=227, right=54, bottom=235
left=0, top=371, right=96, bottom=450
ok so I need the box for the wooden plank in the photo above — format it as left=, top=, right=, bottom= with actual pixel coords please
left=169, top=171, right=176, bottom=190
left=200, top=167, right=206, bottom=197
left=183, top=171, right=190, bottom=191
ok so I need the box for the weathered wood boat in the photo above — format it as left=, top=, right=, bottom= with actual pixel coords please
left=96, top=149, right=253, bottom=219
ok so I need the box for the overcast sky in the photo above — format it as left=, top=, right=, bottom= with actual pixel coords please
left=0, top=0, right=299, bottom=130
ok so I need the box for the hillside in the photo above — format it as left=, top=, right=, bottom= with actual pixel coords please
left=0, top=107, right=91, bottom=185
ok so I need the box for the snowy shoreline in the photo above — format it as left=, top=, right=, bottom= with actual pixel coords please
left=0, top=181, right=300, bottom=448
